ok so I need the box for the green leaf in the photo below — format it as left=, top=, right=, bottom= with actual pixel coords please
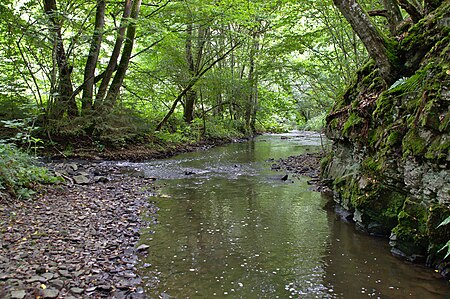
left=437, top=216, right=450, bottom=228
left=438, top=241, right=450, bottom=259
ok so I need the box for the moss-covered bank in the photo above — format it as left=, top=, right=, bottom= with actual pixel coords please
left=322, top=2, right=450, bottom=278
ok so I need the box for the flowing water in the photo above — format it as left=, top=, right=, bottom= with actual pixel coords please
left=125, top=132, right=449, bottom=298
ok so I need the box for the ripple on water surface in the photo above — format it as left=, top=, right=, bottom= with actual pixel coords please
left=130, top=133, right=449, bottom=298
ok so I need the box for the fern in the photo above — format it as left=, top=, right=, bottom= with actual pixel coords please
left=438, top=216, right=450, bottom=259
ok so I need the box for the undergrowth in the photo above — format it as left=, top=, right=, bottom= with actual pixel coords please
left=0, top=143, right=59, bottom=200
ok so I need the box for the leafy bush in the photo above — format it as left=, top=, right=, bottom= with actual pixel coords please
left=0, top=143, right=58, bottom=200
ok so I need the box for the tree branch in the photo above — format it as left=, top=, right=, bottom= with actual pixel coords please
left=368, top=9, right=388, bottom=18
left=156, top=41, right=242, bottom=131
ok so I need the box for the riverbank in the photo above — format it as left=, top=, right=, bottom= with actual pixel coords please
left=0, top=136, right=248, bottom=299
left=0, top=163, right=157, bottom=299
left=48, top=136, right=247, bottom=162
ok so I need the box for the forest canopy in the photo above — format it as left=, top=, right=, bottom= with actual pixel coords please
left=0, top=0, right=368, bottom=148
left=1, top=0, right=439, bottom=148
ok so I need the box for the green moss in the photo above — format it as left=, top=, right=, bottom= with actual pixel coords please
left=367, top=126, right=384, bottom=147
left=361, top=156, right=383, bottom=174
left=383, top=37, right=401, bottom=70
left=392, top=199, right=429, bottom=253
left=382, top=192, right=407, bottom=221
left=402, top=128, right=427, bottom=156
left=387, top=131, right=402, bottom=147
left=439, top=112, right=449, bottom=132
left=342, top=112, right=363, bottom=137
left=425, top=135, right=450, bottom=160
left=359, top=59, right=376, bottom=75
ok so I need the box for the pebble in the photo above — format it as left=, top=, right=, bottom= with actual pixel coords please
left=42, top=288, right=59, bottom=298
left=70, top=287, right=84, bottom=294
left=0, top=164, right=158, bottom=298
left=42, top=273, right=54, bottom=280
left=26, top=275, right=46, bottom=283
left=10, top=290, right=26, bottom=299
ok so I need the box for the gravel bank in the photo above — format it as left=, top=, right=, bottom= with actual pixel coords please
left=0, top=164, right=157, bottom=299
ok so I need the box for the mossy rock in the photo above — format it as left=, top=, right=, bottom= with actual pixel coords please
left=342, top=112, right=363, bottom=137
left=425, top=135, right=449, bottom=160
left=402, top=128, right=428, bottom=156
left=353, top=186, right=406, bottom=232
left=392, top=199, right=429, bottom=254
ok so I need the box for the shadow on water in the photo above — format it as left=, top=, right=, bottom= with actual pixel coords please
left=126, top=132, right=449, bottom=298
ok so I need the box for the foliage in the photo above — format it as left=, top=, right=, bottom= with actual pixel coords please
left=301, top=113, right=327, bottom=132
left=438, top=216, right=450, bottom=259
left=0, top=0, right=367, bottom=144
left=0, top=143, right=59, bottom=200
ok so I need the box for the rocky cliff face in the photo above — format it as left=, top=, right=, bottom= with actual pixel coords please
left=322, top=2, right=450, bottom=277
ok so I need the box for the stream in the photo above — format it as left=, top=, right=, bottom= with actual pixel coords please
left=122, top=132, right=449, bottom=298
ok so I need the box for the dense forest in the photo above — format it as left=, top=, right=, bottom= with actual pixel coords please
left=0, top=0, right=449, bottom=297
left=0, top=0, right=365, bottom=145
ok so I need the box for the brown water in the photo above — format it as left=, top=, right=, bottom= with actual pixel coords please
left=128, top=132, right=450, bottom=298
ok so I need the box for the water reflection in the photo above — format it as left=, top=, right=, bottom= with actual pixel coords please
left=134, top=133, right=449, bottom=298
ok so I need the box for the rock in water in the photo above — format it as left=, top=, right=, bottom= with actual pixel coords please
left=281, top=174, right=288, bottom=181
left=136, top=244, right=150, bottom=252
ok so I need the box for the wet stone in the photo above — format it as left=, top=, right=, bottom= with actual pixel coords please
left=97, top=284, right=112, bottom=291
left=136, top=244, right=150, bottom=252
left=58, top=270, right=71, bottom=278
left=10, top=290, right=26, bottom=299
left=73, top=175, right=90, bottom=185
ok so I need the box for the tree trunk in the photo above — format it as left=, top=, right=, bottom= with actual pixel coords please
left=382, top=0, right=403, bottom=35
left=333, top=0, right=399, bottom=85
left=103, top=0, right=141, bottom=109
left=184, top=23, right=197, bottom=123
left=397, top=0, right=423, bottom=23
left=156, top=42, right=241, bottom=131
left=95, top=0, right=132, bottom=108
left=184, top=90, right=196, bottom=123
left=44, top=0, right=78, bottom=118
left=81, top=0, right=105, bottom=113
left=245, top=32, right=259, bottom=134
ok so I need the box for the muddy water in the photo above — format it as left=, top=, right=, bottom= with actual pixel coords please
left=129, top=132, right=449, bottom=298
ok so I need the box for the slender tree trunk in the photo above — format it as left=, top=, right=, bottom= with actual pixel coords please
left=183, top=25, right=208, bottom=123
left=103, top=0, right=142, bottom=109
left=44, top=0, right=78, bottom=118
left=246, top=32, right=259, bottom=134
left=333, top=0, right=399, bottom=85
left=81, top=0, right=105, bottom=112
left=382, top=0, right=403, bottom=35
left=397, top=0, right=423, bottom=23
left=95, top=0, right=132, bottom=108
left=184, top=23, right=197, bottom=123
